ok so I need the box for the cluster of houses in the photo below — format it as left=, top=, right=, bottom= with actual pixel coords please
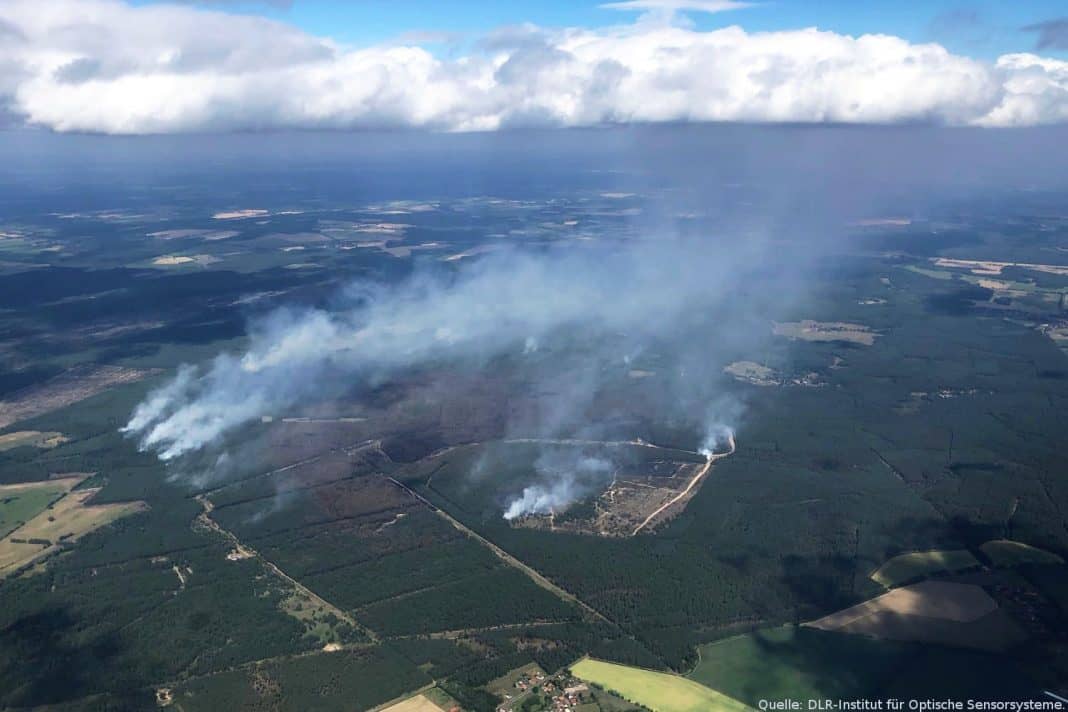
left=549, top=680, right=590, bottom=711
left=496, top=669, right=590, bottom=712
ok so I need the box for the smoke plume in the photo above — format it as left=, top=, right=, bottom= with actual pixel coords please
left=503, top=454, right=614, bottom=521
left=123, top=233, right=766, bottom=460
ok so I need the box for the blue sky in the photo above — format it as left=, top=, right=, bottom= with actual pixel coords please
left=159, top=0, right=1067, bottom=58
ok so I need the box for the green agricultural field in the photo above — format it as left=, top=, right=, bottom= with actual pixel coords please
left=687, top=626, right=909, bottom=704
left=0, top=481, right=69, bottom=538
left=871, top=549, right=981, bottom=588
left=687, top=625, right=1042, bottom=705
left=571, top=657, right=750, bottom=712
left=981, top=540, right=1064, bottom=567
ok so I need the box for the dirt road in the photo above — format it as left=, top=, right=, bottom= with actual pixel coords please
left=631, top=433, right=735, bottom=536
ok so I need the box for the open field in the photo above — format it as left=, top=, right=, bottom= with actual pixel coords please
left=0, top=485, right=147, bottom=576
left=981, top=540, right=1064, bottom=567
left=688, top=625, right=1041, bottom=705
left=724, top=361, right=780, bottom=386
left=871, top=549, right=981, bottom=588
left=804, top=581, right=1026, bottom=652
left=0, top=430, right=68, bottom=452
left=0, top=478, right=73, bottom=537
left=571, top=658, right=751, bottom=712
left=379, top=692, right=448, bottom=712
left=689, top=626, right=907, bottom=703
left=932, top=257, right=1068, bottom=277
left=772, top=320, right=876, bottom=345
left=808, top=581, right=997, bottom=629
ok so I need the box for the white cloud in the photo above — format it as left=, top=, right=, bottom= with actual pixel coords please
left=0, top=0, right=1067, bottom=133
left=599, top=0, right=750, bottom=13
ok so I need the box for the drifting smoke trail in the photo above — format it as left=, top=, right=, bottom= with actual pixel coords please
left=502, top=455, right=613, bottom=520
left=123, top=235, right=759, bottom=461
left=699, top=424, right=736, bottom=458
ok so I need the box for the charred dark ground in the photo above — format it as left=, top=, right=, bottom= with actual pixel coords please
left=0, top=127, right=1067, bottom=709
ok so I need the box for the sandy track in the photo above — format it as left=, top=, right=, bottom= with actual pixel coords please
left=631, top=434, right=735, bottom=536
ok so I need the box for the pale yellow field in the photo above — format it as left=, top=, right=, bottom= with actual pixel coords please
left=0, top=475, right=82, bottom=496
left=378, top=693, right=445, bottom=712
left=571, top=658, right=751, bottom=712
left=724, top=361, right=779, bottom=386
left=0, top=487, right=147, bottom=576
left=0, top=430, right=68, bottom=452
left=773, top=320, right=876, bottom=346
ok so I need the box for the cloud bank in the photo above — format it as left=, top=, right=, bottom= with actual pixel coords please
left=1, top=0, right=1068, bottom=133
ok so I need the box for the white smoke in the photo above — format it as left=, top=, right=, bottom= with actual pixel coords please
left=699, top=423, right=735, bottom=458
left=123, top=237, right=752, bottom=460
left=502, top=455, right=613, bottom=520
left=698, top=395, right=744, bottom=456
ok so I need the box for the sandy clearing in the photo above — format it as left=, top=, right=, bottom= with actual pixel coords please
left=806, top=581, right=997, bottom=631
left=151, top=254, right=220, bottom=267
left=147, top=229, right=239, bottom=241
left=0, top=475, right=82, bottom=496
left=632, top=433, right=735, bottom=536
left=213, top=209, right=268, bottom=220
left=932, top=257, right=1068, bottom=277
left=976, top=278, right=1012, bottom=290
left=0, top=431, right=68, bottom=452
left=378, top=694, right=443, bottom=712
left=773, top=320, right=876, bottom=346
left=724, top=361, right=779, bottom=386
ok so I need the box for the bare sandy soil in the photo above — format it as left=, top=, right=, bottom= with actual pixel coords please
left=151, top=254, right=220, bottom=267
left=0, top=430, right=68, bottom=452
left=378, top=694, right=443, bottom=712
left=724, top=361, right=780, bottom=386
left=213, top=209, right=269, bottom=220
left=147, top=229, right=239, bottom=240
left=933, top=257, right=1068, bottom=277
left=773, top=320, right=877, bottom=346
